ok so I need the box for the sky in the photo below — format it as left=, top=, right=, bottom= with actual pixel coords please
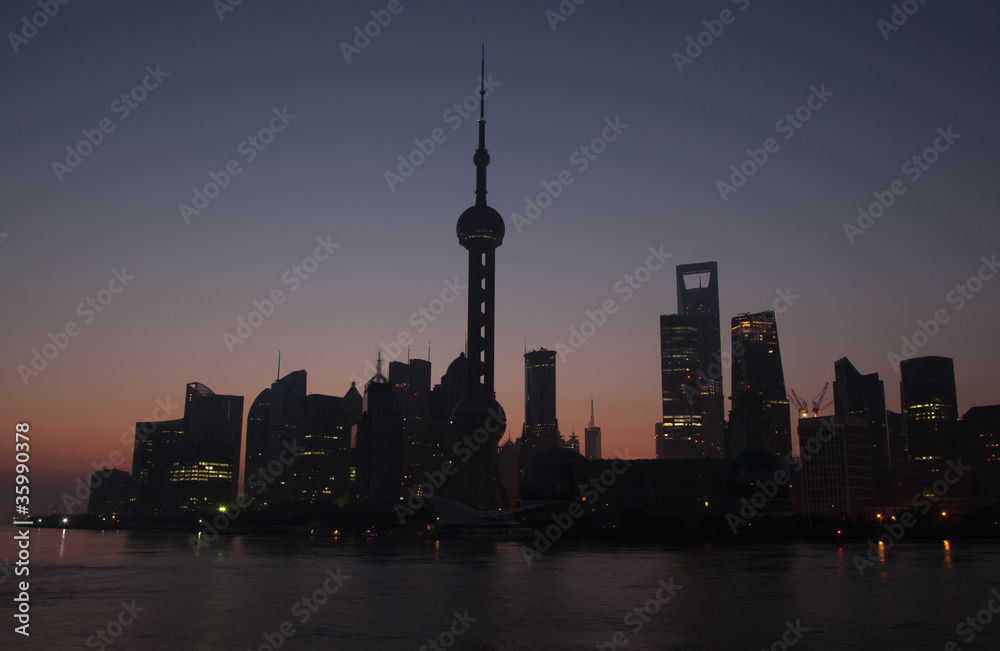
left=1, top=0, right=998, bottom=514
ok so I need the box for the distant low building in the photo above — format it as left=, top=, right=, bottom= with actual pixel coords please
left=87, top=468, right=132, bottom=519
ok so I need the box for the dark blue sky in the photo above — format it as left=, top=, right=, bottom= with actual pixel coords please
left=1, top=1, right=998, bottom=508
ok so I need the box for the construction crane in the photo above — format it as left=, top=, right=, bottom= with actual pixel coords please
left=811, top=382, right=832, bottom=417
left=788, top=389, right=809, bottom=419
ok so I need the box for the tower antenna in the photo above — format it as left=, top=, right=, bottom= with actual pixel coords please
left=277, top=351, right=281, bottom=381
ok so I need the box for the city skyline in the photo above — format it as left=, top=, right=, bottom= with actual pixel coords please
left=2, top=1, right=999, bottom=512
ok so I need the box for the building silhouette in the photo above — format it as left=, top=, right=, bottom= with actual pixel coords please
left=245, top=369, right=361, bottom=507
left=584, top=398, right=602, bottom=460
left=886, top=409, right=907, bottom=464
left=446, top=51, right=510, bottom=510
left=244, top=369, right=306, bottom=504
left=520, top=348, right=561, bottom=469
left=658, top=314, right=704, bottom=458
left=297, top=388, right=362, bottom=505
left=676, top=261, right=724, bottom=457
left=730, top=310, right=792, bottom=457
left=87, top=468, right=131, bottom=519
left=962, top=405, right=1000, bottom=471
left=797, top=415, right=874, bottom=519
left=834, top=357, right=891, bottom=502
left=900, top=356, right=958, bottom=460
left=353, top=358, right=405, bottom=509
left=390, top=358, right=434, bottom=497
left=132, top=382, right=243, bottom=518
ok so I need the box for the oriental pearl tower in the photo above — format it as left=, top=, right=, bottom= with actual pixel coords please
left=450, top=47, right=509, bottom=509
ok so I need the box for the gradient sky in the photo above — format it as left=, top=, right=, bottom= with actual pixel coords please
left=2, top=1, right=998, bottom=513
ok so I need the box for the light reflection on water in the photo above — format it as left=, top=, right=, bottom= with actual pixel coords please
left=4, top=525, right=999, bottom=650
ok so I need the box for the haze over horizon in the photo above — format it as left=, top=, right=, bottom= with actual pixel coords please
left=2, top=1, right=998, bottom=513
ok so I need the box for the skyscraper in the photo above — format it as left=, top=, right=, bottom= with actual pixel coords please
left=353, top=358, right=405, bottom=509
left=676, top=261, right=724, bottom=457
left=584, top=398, right=602, bottom=460
left=245, top=370, right=361, bottom=507
left=730, top=311, right=791, bottom=457
left=520, top=348, right=561, bottom=469
left=900, top=356, right=958, bottom=460
left=390, top=358, right=433, bottom=496
left=447, top=50, right=509, bottom=509
left=833, top=357, right=891, bottom=496
left=244, top=369, right=306, bottom=504
left=132, top=382, right=243, bottom=518
left=658, top=314, right=704, bottom=458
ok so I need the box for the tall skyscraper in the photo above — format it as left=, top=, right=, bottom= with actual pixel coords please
left=834, top=357, right=891, bottom=497
left=244, top=369, right=306, bottom=503
left=584, top=398, right=602, bottom=460
left=658, top=314, right=704, bottom=458
left=390, top=358, right=433, bottom=496
left=676, top=261, right=724, bottom=457
left=900, top=356, right=958, bottom=460
left=354, top=358, right=405, bottom=509
left=448, top=50, right=509, bottom=509
left=132, top=382, right=243, bottom=518
left=520, top=348, right=561, bottom=468
left=730, top=311, right=791, bottom=457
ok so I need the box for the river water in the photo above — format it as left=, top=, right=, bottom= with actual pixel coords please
left=3, top=524, right=999, bottom=650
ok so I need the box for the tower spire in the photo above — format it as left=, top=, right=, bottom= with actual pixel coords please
left=590, top=396, right=595, bottom=429
left=474, top=44, right=489, bottom=208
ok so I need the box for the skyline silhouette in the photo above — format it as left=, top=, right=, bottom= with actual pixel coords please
left=2, top=1, right=998, bottom=514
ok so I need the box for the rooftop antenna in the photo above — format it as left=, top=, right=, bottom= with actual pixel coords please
left=589, top=396, right=596, bottom=429
left=373, top=348, right=387, bottom=384
left=276, top=351, right=281, bottom=381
